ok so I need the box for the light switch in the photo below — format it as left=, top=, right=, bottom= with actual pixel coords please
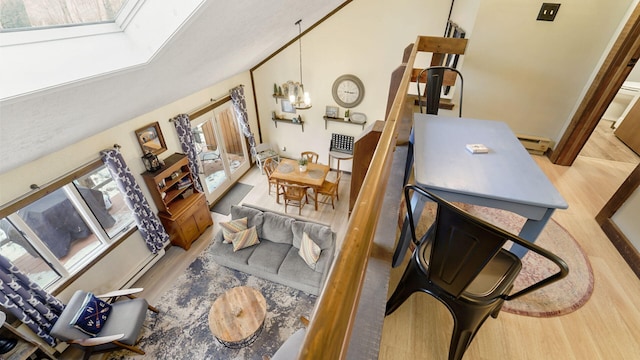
left=537, top=3, right=561, bottom=21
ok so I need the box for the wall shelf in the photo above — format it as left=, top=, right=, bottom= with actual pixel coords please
left=272, top=116, right=304, bottom=132
left=323, top=116, right=366, bottom=130
left=272, top=94, right=287, bottom=104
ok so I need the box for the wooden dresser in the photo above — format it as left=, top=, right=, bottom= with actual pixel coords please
left=142, top=153, right=213, bottom=250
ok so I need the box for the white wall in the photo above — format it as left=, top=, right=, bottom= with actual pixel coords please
left=252, top=0, right=452, bottom=172
left=0, top=71, right=257, bottom=297
left=448, top=0, right=635, bottom=142
left=628, top=62, right=640, bottom=82
left=254, top=0, right=636, bottom=159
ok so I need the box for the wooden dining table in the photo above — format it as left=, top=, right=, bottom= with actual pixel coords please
left=270, top=158, right=330, bottom=211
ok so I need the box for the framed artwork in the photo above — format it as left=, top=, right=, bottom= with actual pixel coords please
left=325, top=106, right=339, bottom=118
left=135, top=122, right=167, bottom=155
left=281, top=99, right=296, bottom=114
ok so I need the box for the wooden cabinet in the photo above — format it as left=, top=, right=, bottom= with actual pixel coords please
left=142, top=153, right=213, bottom=250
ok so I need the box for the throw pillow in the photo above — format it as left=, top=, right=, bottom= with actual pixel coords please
left=231, top=226, right=260, bottom=251
left=220, top=217, right=248, bottom=243
left=70, top=292, right=112, bottom=336
left=299, top=232, right=321, bottom=270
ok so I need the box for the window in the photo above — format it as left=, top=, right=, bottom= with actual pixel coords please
left=0, top=0, right=129, bottom=31
left=0, top=162, right=135, bottom=290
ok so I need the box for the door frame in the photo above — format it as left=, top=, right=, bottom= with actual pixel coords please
left=551, top=3, right=640, bottom=166
left=551, top=3, right=640, bottom=278
left=189, top=96, right=251, bottom=203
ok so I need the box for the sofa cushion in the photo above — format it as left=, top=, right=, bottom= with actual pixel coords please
left=211, top=233, right=257, bottom=266
left=231, top=205, right=265, bottom=237
left=279, top=247, right=323, bottom=288
left=247, top=240, right=291, bottom=274
left=231, top=226, right=260, bottom=251
left=292, top=221, right=333, bottom=250
left=220, top=217, right=247, bottom=243
left=299, top=232, right=321, bottom=269
left=261, top=212, right=295, bottom=245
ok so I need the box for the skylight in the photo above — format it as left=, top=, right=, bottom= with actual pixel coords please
left=0, top=0, right=128, bottom=31
left=0, top=0, right=206, bottom=100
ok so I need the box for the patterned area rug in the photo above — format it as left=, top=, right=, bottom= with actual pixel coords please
left=399, top=201, right=594, bottom=318
left=107, top=245, right=316, bottom=359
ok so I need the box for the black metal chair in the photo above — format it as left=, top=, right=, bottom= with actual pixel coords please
left=386, top=185, right=569, bottom=360
left=403, top=66, right=464, bottom=185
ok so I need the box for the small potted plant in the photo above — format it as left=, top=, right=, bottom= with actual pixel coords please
left=298, top=157, right=308, bottom=172
left=344, top=109, right=350, bottom=122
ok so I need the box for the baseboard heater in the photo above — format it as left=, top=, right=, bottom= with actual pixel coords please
left=516, top=134, right=552, bottom=155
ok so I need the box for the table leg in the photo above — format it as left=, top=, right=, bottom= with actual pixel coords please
left=276, top=180, right=281, bottom=204
left=510, top=207, right=555, bottom=258
left=314, top=187, right=319, bottom=211
left=392, top=192, right=428, bottom=267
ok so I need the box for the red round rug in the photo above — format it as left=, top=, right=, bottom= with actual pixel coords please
left=398, top=201, right=594, bottom=318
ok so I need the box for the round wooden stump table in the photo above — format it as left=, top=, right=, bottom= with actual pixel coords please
left=208, top=286, right=267, bottom=348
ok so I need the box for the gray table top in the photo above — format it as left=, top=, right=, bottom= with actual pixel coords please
left=413, top=114, right=567, bottom=210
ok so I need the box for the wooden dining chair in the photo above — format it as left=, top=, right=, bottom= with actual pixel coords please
left=281, top=182, right=308, bottom=215
left=316, top=171, right=341, bottom=209
left=263, top=157, right=281, bottom=201
left=301, top=151, right=319, bottom=164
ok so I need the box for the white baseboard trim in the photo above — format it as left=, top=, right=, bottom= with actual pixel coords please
left=119, top=248, right=166, bottom=290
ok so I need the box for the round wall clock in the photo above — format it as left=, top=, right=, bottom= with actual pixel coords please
left=332, top=74, right=365, bottom=108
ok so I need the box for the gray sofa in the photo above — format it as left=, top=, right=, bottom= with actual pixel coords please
left=210, top=204, right=336, bottom=296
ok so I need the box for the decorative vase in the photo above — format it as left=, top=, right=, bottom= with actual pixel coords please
left=299, top=165, right=307, bottom=172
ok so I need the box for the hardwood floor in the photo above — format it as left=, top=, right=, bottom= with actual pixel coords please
left=380, top=120, right=640, bottom=360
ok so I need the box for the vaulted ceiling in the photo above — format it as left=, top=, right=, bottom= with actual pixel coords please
left=0, top=0, right=345, bottom=174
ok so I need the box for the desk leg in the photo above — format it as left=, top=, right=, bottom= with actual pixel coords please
left=510, top=207, right=555, bottom=258
left=392, top=193, right=428, bottom=267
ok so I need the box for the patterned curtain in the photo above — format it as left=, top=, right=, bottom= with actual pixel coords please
left=0, top=256, right=64, bottom=346
left=171, top=114, right=204, bottom=193
left=100, top=149, right=168, bottom=254
left=230, top=85, right=257, bottom=158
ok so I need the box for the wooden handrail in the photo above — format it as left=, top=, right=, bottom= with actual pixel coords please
left=298, top=35, right=468, bottom=359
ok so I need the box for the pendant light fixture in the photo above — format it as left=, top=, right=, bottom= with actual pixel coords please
left=289, top=19, right=311, bottom=109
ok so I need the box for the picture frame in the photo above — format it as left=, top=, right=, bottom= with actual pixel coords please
left=281, top=99, right=296, bottom=114
left=135, top=121, right=167, bottom=155
left=325, top=106, right=339, bottom=118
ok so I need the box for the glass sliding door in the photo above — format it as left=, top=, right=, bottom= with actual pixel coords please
left=191, top=101, right=249, bottom=199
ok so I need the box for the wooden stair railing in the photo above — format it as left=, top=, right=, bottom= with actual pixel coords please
left=298, top=35, right=467, bottom=359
